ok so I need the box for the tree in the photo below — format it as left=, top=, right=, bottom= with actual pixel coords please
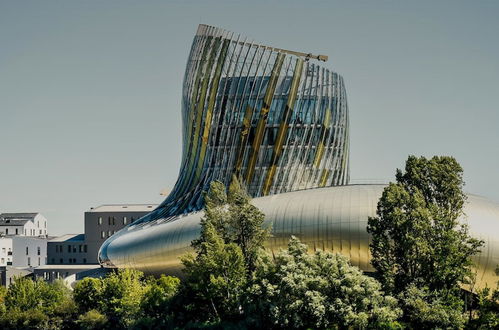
left=398, top=284, right=466, bottom=329
left=73, top=277, right=104, bottom=314
left=367, top=155, right=484, bottom=327
left=0, top=277, right=76, bottom=329
left=247, top=236, right=401, bottom=329
left=193, top=177, right=269, bottom=273
left=76, top=309, right=108, bottom=330
left=180, top=221, right=247, bottom=324
left=99, top=269, right=146, bottom=328
left=226, top=176, right=269, bottom=273
left=471, top=265, right=499, bottom=329
left=139, top=275, right=180, bottom=327
left=177, top=177, right=268, bottom=326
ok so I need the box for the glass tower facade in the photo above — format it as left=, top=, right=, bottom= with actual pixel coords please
left=139, top=24, right=349, bottom=221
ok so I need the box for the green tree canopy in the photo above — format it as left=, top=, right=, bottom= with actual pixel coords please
left=367, top=155, right=484, bottom=328
left=247, top=236, right=401, bottom=329
left=367, top=155, right=483, bottom=294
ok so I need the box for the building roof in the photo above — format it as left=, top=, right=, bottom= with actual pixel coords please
left=87, top=204, right=158, bottom=213
left=0, top=213, right=39, bottom=227
left=0, top=213, right=38, bottom=219
left=48, top=234, right=85, bottom=242
left=0, top=219, right=30, bottom=226
left=34, top=264, right=100, bottom=270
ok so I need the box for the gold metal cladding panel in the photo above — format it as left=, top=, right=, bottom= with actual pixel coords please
left=172, top=35, right=214, bottom=201
left=263, top=58, right=304, bottom=195
left=245, top=53, right=286, bottom=185
left=101, top=185, right=499, bottom=290
left=195, top=39, right=231, bottom=180
left=183, top=37, right=222, bottom=194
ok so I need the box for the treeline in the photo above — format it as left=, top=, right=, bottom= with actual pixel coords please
left=0, top=156, right=498, bottom=329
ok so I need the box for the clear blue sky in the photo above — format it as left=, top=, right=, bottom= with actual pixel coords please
left=1, top=0, right=498, bottom=235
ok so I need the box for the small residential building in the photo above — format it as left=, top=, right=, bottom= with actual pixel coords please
left=0, top=236, right=48, bottom=286
left=0, top=213, right=48, bottom=237
left=84, top=204, right=157, bottom=263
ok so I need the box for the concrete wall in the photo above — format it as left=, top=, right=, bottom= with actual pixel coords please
left=12, top=237, right=47, bottom=267
left=47, top=239, right=88, bottom=265
left=0, top=238, right=13, bottom=266
left=84, top=209, right=152, bottom=263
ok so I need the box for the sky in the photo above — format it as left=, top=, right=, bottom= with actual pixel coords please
left=1, top=0, right=498, bottom=236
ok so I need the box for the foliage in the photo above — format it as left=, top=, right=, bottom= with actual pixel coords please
left=194, top=177, right=269, bottom=273
left=226, top=176, right=268, bottom=273
left=398, top=284, right=466, bottom=329
left=73, top=269, right=173, bottom=329
left=177, top=177, right=269, bottom=325
left=470, top=265, right=499, bottom=329
left=0, top=277, right=75, bottom=329
left=367, top=155, right=485, bottom=328
left=76, top=309, right=108, bottom=330
left=367, top=156, right=483, bottom=295
left=141, top=275, right=179, bottom=319
left=98, top=269, right=146, bottom=328
left=181, top=221, right=247, bottom=323
left=73, top=277, right=104, bottom=314
left=246, top=236, right=402, bottom=329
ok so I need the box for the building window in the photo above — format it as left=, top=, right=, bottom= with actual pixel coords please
left=107, top=230, right=112, bottom=237
left=112, top=217, right=115, bottom=225
left=79, top=245, right=82, bottom=253
left=51, top=258, right=55, bottom=264
left=131, top=217, right=135, bottom=223
left=39, top=230, right=42, bottom=235
left=84, top=245, right=88, bottom=253
left=98, top=217, right=102, bottom=225
left=24, top=229, right=26, bottom=235
left=26, top=247, right=29, bottom=255
left=1, top=258, right=4, bottom=263
left=68, top=245, right=71, bottom=253
left=123, top=217, right=127, bottom=225
left=83, top=258, right=87, bottom=264
left=38, top=257, right=40, bottom=266
left=108, top=217, right=112, bottom=225
left=15, top=228, right=18, bottom=235
left=27, top=257, right=31, bottom=266
left=1, top=248, right=5, bottom=253
left=101, top=231, right=105, bottom=239
left=73, top=246, right=76, bottom=253
left=5, top=229, right=8, bottom=235
left=37, top=247, right=40, bottom=255
left=60, top=258, right=63, bottom=263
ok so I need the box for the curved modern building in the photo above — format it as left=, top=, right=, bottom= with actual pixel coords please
left=99, top=25, right=499, bottom=289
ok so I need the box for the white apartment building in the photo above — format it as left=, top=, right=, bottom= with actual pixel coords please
left=0, top=236, right=47, bottom=267
left=0, top=213, right=48, bottom=237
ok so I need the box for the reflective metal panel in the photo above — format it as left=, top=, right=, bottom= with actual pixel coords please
left=100, top=185, right=499, bottom=289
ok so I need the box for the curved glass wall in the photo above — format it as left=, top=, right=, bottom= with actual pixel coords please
left=137, top=24, right=349, bottom=222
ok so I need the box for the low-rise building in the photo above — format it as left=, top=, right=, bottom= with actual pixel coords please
left=84, top=204, right=156, bottom=263
left=0, top=213, right=48, bottom=237
left=47, top=234, right=87, bottom=265
left=0, top=236, right=48, bottom=286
